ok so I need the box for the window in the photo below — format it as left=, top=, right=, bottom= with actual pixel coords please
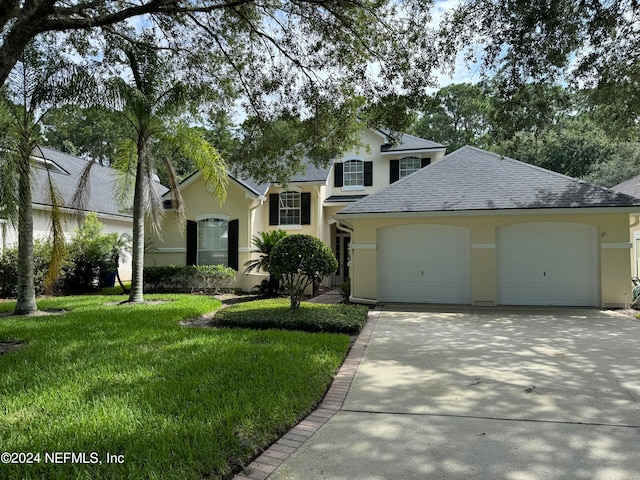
left=279, top=191, right=301, bottom=225
left=399, top=156, right=422, bottom=179
left=197, top=218, right=228, bottom=265
left=343, top=159, right=364, bottom=187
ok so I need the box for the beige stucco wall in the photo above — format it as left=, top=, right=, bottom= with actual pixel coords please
left=145, top=174, right=263, bottom=290
left=326, top=130, right=447, bottom=197
left=343, top=211, right=634, bottom=308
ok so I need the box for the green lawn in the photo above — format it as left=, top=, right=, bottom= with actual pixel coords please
left=0, top=295, right=351, bottom=480
left=215, top=298, right=369, bottom=333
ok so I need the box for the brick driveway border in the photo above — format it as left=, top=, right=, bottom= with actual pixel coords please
left=232, top=306, right=382, bottom=480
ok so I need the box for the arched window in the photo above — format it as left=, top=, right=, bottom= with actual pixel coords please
left=343, top=159, right=364, bottom=187
left=197, top=217, right=229, bottom=265
left=399, top=156, right=422, bottom=179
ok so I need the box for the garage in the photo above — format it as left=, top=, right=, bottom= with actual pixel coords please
left=497, top=222, right=599, bottom=306
left=377, top=224, right=470, bottom=303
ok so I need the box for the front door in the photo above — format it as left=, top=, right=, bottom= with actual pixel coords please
left=335, top=231, right=351, bottom=286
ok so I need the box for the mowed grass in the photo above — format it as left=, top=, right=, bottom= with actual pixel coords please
left=215, top=298, right=369, bottom=334
left=0, top=295, right=351, bottom=480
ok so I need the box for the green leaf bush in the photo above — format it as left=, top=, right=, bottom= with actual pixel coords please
left=214, top=298, right=368, bottom=334
left=143, top=264, right=236, bottom=294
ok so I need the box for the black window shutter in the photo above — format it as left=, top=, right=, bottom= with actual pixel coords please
left=228, top=219, right=239, bottom=270
left=334, top=163, right=343, bottom=187
left=301, top=192, right=311, bottom=225
left=364, top=161, right=373, bottom=186
left=421, top=158, right=431, bottom=168
left=186, top=220, right=197, bottom=266
left=390, top=159, right=400, bottom=183
left=269, top=194, right=279, bottom=225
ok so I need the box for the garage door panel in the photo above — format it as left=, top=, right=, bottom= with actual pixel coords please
left=497, top=222, right=598, bottom=307
left=378, top=225, right=470, bottom=304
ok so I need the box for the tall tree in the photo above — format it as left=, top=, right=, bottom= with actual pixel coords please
left=411, top=83, right=492, bottom=151
left=1, top=1, right=437, bottom=182
left=438, top=0, right=640, bottom=139
left=88, top=41, right=227, bottom=304
left=0, top=40, right=82, bottom=314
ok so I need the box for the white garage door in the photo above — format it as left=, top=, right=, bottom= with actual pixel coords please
left=378, top=224, right=470, bottom=304
left=497, top=222, right=599, bottom=306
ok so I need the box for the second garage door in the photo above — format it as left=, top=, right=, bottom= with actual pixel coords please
left=378, top=224, right=470, bottom=304
left=497, top=222, right=599, bottom=306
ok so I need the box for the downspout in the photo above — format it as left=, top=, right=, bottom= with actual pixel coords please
left=245, top=196, right=265, bottom=290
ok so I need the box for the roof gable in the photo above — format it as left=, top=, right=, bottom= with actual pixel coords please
left=338, top=146, right=640, bottom=215
left=612, top=174, right=640, bottom=198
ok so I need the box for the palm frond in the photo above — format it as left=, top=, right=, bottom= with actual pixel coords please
left=41, top=160, right=67, bottom=292
left=70, top=159, right=95, bottom=224
left=169, top=122, right=228, bottom=204
left=158, top=153, right=185, bottom=234
left=112, top=137, right=137, bottom=210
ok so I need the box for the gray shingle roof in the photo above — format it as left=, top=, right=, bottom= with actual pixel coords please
left=612, top=174, right=640, bottom=198
left=338, top=146, right=640, bottom=215
left=376, top=129, right=445, bottom=152
left=32, top=147, right=166, bottom=218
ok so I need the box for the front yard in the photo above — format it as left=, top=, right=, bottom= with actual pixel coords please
left=0, top=295, right=360, bottom=479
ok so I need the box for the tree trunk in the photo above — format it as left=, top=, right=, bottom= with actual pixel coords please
left=127, top=139, right=147, bottom=303
left=14, top=148, right=37, bottom=314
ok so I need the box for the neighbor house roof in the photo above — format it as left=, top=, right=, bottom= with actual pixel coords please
left=612, top=174, right=640, bottom=199
left=31, top=147, right=147, bottom=218
left=338, top=146, right=640, bottom=215
left=32, top=147, right=169, bottom=218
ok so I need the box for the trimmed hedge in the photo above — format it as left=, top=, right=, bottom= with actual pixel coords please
left=214, top=298, right=369, bottom=334
left=144, top=265, right=236, bottom=294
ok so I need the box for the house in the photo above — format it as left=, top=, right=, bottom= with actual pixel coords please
left=149, top=130, right=640, bottom=308
left=0, top=147, right=144, bottom=280
left=335, top=146, right=640, bottom=307
left=144, top=128, right=446, bottom=290
left=611, top=174, right=640, bottom=278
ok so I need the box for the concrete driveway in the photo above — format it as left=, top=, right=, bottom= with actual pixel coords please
left=268, top=306, right=640, bottom=480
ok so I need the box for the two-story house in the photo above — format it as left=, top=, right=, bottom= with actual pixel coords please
left=147, top=129, right=640, bottom=308
left=145, top=128, right=446, bottom=291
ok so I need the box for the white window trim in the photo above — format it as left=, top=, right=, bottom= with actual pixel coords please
left=342, top=158, right=365, bottom=188
left=399, top=156, right=422, bottom=179
left=278, top=190, right=302, bottom=226
left=197, top=216, right=229, bottom=266
left=195, top=213, right=230, bottom=222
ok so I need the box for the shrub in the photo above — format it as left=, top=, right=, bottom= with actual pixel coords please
left=0, top=240, right=58, bottom=298
left=215, top=298, right=368, bottom=333
left=144, top=265, right=236, bottom=293
left=269, top=234, right=338, bottom=310
left=340, top=279, right=351, bottom=301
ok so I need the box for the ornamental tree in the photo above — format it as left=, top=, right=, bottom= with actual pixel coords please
left=269, top=234, right=338, bottom=310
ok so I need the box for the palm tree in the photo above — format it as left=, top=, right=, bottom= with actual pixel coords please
left=79, top=40, right=227, bottom=303
left=0, top=41, right=81, bottom=314
left=244, top=230, right=287, bottom=297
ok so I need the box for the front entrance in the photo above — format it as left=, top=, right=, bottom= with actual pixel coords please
left=334, top=230, right=351, bottom=286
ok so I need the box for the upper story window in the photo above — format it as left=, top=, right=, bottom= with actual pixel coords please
left=343, top=159, right=364, bottom=187
left=269, top=191, right=311, bottom=226
left=279, top=191, right=301, bottom=225
left=197, top=218, right=228, bottom=266
left=390, top=157, right=430, bottom=183
left=334, top=159, right=372, bottom=189
left=399, top=156, right=422, bottom=179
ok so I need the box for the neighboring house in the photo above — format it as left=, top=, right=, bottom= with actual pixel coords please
left=612, top=174, right=640, bottom=278
left=145, top=128, right=446, bottom=290
left=0, top=147, right=148, bottom=280
left=335, top=146, right=640, bottom=308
